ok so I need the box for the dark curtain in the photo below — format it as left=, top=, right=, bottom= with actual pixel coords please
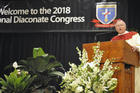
left=128, top=0, right=140, bottom=30
left=0, top=32, right=116, bottom=76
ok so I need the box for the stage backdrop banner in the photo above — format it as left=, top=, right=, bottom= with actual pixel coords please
left=0, top=0, right=128, bottom=32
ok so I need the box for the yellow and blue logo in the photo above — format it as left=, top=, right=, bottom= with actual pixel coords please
left=96, top=2, right=117, bottom=24
left=92, top=2, right=117, bottom=28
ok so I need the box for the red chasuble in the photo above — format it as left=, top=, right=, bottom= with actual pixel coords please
left=111, top=31, right=138, bottom=41
left=111, top=31, right=140, bottom=93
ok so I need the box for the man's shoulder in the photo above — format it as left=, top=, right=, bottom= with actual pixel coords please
left=111, top=31, right=138, bottom=41
left=128, top=31, right=138, bottom=35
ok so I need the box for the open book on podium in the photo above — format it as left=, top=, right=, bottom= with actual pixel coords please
left=83, top=40, right=139, bottom=93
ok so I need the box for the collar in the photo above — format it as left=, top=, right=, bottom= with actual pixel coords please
left=118, top=31, right=129, bottom=36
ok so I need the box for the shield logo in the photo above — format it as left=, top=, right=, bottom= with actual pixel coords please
left=96, top=2, right=117, bottom=24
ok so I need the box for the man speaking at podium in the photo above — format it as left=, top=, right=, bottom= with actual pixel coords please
left=111, top=20, right=140, bottom=93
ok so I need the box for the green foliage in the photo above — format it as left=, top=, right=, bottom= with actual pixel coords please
left=0, top=47, right=64, bottom=93
left=18, top=48, right=64, bottom=92
left=0, top=69, right=36, bottom=93
left=33, top=48, right=46, bottom=58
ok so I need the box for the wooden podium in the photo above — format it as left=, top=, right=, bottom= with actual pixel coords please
left=83, top=40, right=139, bottom=93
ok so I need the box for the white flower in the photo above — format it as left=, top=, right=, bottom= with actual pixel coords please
left=59, top=44, right=118, bottom=93
left=87, top=90, right=94, bottom=93
left=13, top=61, right=19, bottom=69
left=83, top=62, right=96, bottom=69
left=75, top=78, right=81, bottom=85
left=93, top=67, right=100, bottom=74
left=17, top=69, right=21, bottom=75
left=87, top=62, right=95, bottom=68
left=86, top=77, right=91, bottom=89
left=107, top=78, right=118, bottom=89
left=70, top=78, right=81, bottom=89
left=63, top=72, right=71, bottom=80
left=70, top=63, right=77, bottom=69
left=75, top=86, right=83, bottom=93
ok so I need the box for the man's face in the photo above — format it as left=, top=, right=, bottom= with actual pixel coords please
left=115, top=21, right=126, bottom=34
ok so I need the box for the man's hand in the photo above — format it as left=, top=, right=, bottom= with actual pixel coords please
left=132, top=46, right=139, bottom=52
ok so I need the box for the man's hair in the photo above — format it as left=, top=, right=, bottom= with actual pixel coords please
left=115, top=19, right=126, bottom=26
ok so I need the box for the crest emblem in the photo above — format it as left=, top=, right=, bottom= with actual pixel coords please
left=96, top=2, right=117, bottom=24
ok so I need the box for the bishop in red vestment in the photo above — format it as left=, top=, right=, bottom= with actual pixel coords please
left=111, top=20, right=140, bottom=93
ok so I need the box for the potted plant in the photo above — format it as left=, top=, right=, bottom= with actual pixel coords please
left=0, top=64, right=36, bottom=93
left=59, top=43, right=118, bottom=93
left=17, top=48, right=64, bottom=93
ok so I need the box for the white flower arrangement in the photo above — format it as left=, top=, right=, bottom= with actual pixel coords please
left=59, top=43, right=118, bottom=93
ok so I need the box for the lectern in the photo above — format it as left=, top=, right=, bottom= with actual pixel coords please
left=83, top=40, right=139, bottom=93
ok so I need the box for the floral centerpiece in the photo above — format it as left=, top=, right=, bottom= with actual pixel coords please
left=59, top=43, right=118, bottom=93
